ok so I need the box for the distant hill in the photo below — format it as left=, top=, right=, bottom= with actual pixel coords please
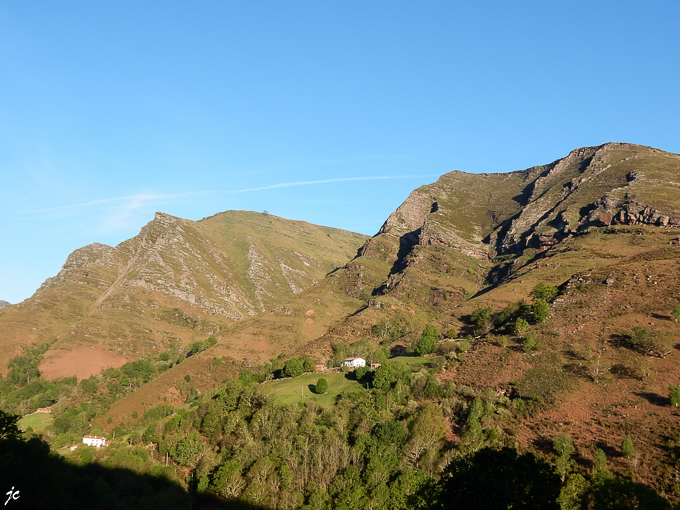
left=0, top=300, right=10, bottom=308
left=0, top=211, right=367, bottom=378
left=105, top=142, right=680, bottom=496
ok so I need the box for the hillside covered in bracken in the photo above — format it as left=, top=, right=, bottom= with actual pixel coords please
left=3, top=142, right=680, bottom=509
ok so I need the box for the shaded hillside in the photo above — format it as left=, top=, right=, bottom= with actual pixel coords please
left=0, top=211, right=367, bottom=377
left=0, top=300, right=10, bottom=308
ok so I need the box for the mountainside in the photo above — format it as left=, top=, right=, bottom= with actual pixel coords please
left=102, top=142, right=680, bottom=496
left=0, top=301, right=10, bottom=308
left=0, top=211, right=367, bottom=377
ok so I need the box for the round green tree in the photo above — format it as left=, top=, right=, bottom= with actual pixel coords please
left=284, top=358, right=304, bottom=378
left=315, top=378, right=328, bottom=394
left=416, top=325, right=441, bottom=356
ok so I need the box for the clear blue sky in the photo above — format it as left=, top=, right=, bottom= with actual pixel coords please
left=2, top=1, right=679, bottom=304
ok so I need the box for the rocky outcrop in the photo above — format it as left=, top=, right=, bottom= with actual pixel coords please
left=34, top=243, right=117, bottom=296
left=378, top=190, right=434, bottom=237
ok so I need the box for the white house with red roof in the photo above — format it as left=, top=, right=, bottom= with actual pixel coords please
left=82, top=435, right=107, bottom=447
left=342, top=357, right=366, bottom=368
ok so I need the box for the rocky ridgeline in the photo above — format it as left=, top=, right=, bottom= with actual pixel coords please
left=30, top=211, right=366, bottom=321
left=365, top=143, right=680, bottom=273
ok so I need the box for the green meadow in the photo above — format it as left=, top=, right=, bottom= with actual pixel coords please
left=266, top=372, right=366, bottom=406
left=18, top=413, right=54, bottom=432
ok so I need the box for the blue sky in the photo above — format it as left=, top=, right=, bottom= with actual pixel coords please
left=2, top=1, right=679, bottom=304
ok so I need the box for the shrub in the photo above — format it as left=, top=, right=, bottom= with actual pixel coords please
left=514, top=318, right=530, bottom=337
left=532, top=299, right=550, bottom=324
left=284, top=358, right=304, bottom=378
left=670, top=384, right=680, bottom=407
left=416, top=325, right=441, bottom=356
left=673, top=304, right=680, bottom=322
left=523, top=332, right=538, bottom=353
left=621, top=435, right=634, bottom=458
left=531, top=283, right=559, bottom=302
left=315, top=378, right=328, bottom=394
left=471, top=307, right=493, bottom=334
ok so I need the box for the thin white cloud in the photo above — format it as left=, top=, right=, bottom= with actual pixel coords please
left=30, top=191, right=214, bottom=215
left=225, top=175, right=422, bottom=193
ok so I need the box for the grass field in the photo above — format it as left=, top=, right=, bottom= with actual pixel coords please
left=18, top=413, right=54, bottom=432
left=266, top=356, right=443, bottom=406
left=266, top=372, right=366, bottom=406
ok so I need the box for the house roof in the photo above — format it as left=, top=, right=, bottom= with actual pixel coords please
left=83, top=435, right=106, bottom=440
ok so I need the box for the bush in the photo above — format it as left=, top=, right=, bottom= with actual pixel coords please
left=471, top=307, right=493, bottom=334
left=315, top=378, right=328, bottom=394
left=672, top=304, right=680, bottom=322
left=514, top=318, right=530, bottom=337
left=621, top=435, right=634, bottom=458
left=523, top=332, right=538, bottom=353
left=284, top=358, right=304, bottom=378
left=670, top=384, right=680, bottom=407
left=532, top=299, right=550, bottom=324
left=531, top=283, right=559, bottom=302
left=416, top=325, right=441, bottom=356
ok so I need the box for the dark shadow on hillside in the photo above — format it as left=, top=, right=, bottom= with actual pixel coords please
left=388, top=228, right=421, bottom=276
left=562, top=363, right=592, bottom=381
left=390, top=345, right=407, bottom=357
left=531, top=437, right=554, bottom=455
left=0, top=435, right=265, bottom=510
left=651, top=312, right=671, bottom=321
left=634, top=392, right=669, bottom=407
left=594, top=441, right=620, bottom=458
left=610, top=364, right=640, bottom=380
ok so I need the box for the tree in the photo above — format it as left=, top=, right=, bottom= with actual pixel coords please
left=299, top=355, right=315, bottom=373
left=670, top=384, right=680, bottom=407
left=532, top=298, right=551, bottom=324
left=315, top=378, right=328, bottom=394
left=553, top=434, right=574, bottom=481
left=587, top=477, right=670, bottom=510
left=672, top=304, right=680, bottom=323
left=514, top=317, right=530, bottom=336
left=284, top=358, right=304, bottom=378
left=373, top=363, right=397, bottom=390
left=523, top=331, right=538, bottom=353
left=438, top=447, right=561, bottom=510
left=531, top=283, right=559, bottom=302
left=592, top=448, right=610, bottom=481
left=170, top=433, right=205, bottom=466
left=470, top=307, right=493, bottom=334
left=416, top=326, right=441, bottom=356
left=557, top=473, right=589, bottom=510
left=621, top=435, right=634, bottom=458
left=0, top=410, right=22, bottom=440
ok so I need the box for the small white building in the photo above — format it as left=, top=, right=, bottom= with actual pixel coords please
left=342, top=357, right=366, bottom=368
left=82, top=435, right=107, bottom=447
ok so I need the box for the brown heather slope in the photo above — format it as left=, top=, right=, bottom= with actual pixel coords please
left=104, top=142, right=680, bottom=495
left=0, top=210, right=367, bottom=377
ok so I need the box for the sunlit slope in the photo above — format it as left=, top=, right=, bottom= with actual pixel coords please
left=0, top=211, right=367, bottom=375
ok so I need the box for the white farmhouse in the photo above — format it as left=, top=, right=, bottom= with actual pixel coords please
left=82, top=435, right=107, bottom=447
left=342, top=357, right=366, bottom=368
